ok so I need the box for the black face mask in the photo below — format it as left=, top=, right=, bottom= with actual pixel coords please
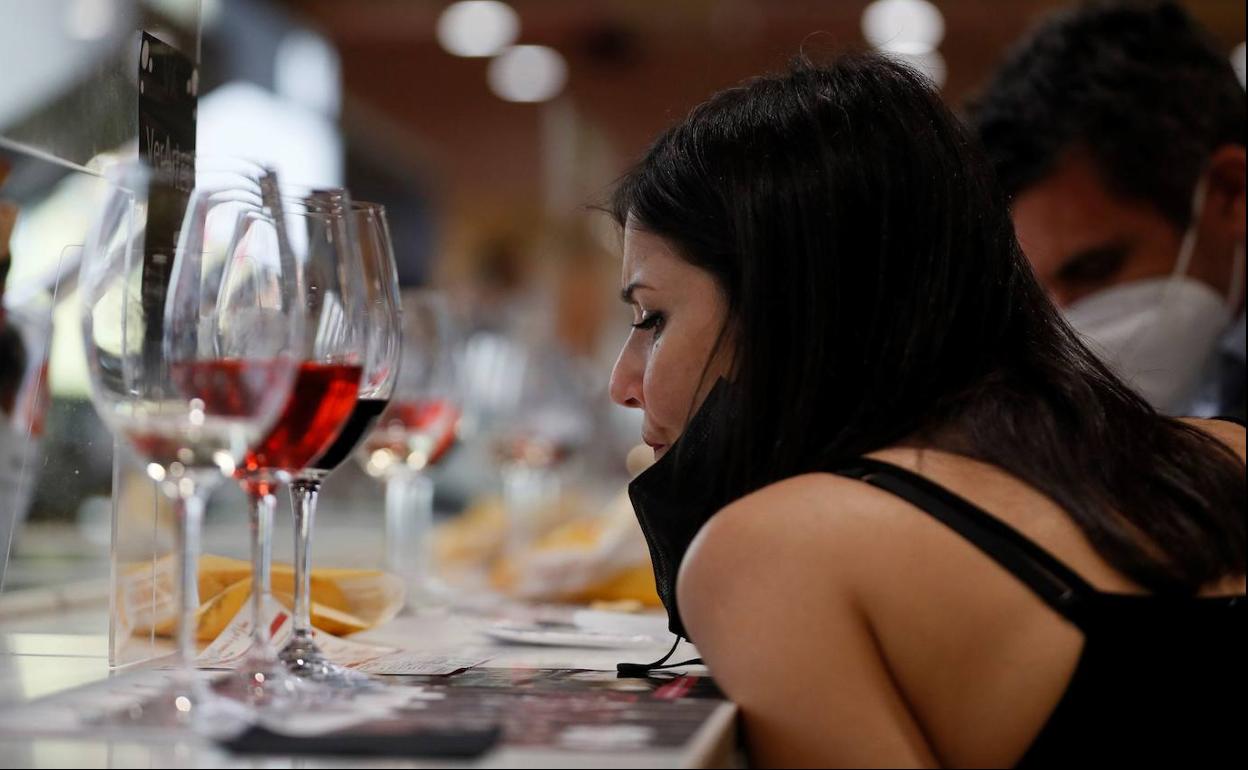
left=626, top=378, right=736, bottom=641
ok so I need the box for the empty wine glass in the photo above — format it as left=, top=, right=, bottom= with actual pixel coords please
left=359, top=290, right=462, bottom=607
left=464, top=333, right=592, bottom=554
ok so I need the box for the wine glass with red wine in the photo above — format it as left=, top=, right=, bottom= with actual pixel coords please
left=79, top=160, right=301, bottom=727
left=279, top=200, right=402, bottom=687
left=214, top=188, right=371, bottom=704
left=358, top=289, right=462, bottom=606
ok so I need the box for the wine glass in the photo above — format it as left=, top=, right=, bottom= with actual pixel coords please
left=359, top=290, right=462, bottom=607
left=217, top=188, right=367, bottom=704
left=79, top=160, right=301, bottom=726
left=280, top=200, right=402, bottom=686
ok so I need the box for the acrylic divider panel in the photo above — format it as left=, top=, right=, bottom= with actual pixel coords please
left=0, top=5, right=203, bottom=667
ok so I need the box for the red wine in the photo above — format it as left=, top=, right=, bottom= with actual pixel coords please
left=169, top=358, right=288, bottom=418
left=126, top=358, right=285, bottom=470
left=493, top=435, right=575, bottom=468
left=240, top=361, right=361, bottom=476
left=363, top=399, right=460, bottom=473
left=306, top=397, right=389, bottom=472
left=125, top=431, right=216, bottom=468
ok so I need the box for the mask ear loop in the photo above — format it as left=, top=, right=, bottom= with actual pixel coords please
left=1164, top=172, right=1211, bottom=304
left=1173, top=170, right=1245, bottom=314
left=617, top=635, right=703, bottom=678
left=1104, top=192, right=1205, bottom=364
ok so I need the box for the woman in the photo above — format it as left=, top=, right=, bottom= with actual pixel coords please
left=607, top=55, right=1245, bottom=767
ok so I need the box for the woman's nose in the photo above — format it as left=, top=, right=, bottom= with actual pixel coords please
left=609, top=344, right=644, bottom=409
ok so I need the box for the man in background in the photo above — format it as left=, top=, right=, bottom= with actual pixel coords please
left=970, top=1, right=1245, bottom=419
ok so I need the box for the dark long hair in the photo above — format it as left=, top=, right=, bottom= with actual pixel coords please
left=609, top=54, right=1245, bottom=593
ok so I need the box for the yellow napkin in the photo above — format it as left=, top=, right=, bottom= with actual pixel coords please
left=119, top=554, right=404, bottom=641
left=489, top=515, right=662, bottom=607
left=436, top=492, right=661, bottom=608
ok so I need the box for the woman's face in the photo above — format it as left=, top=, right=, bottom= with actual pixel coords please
left=609, top=218, right=733, bottom=460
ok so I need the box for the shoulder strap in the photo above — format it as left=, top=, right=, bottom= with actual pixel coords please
left=832, top=457, right=1101, bottom=630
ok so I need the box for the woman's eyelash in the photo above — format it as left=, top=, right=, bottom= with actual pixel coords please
left=631, top=312, right=664, bottom=331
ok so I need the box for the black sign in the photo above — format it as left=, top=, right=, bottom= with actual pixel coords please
left=137, top=31, right=197, bottom=373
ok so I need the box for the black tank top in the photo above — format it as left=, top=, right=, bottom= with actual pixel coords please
left=831, top=457, right=1246, bottom=767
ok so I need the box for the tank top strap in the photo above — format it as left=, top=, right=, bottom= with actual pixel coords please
left=831, top=457, right=1102, bottom=630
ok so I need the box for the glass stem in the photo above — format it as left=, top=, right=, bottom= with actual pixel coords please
left=385, top=470, right=433, bottom=599
left=501, top=464, right=558, bottom=556
left=173, top=481, right=210, bottom=679
left=247, top=486, right=276, bottom=659
left=289, top=479, right=319, bottom=639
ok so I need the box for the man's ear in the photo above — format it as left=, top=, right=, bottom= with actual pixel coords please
left=1203, top=143, right=1246, bottom=242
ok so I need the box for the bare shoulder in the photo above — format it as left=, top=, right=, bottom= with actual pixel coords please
left=1182, top=417, right=1246, bottom=462
left=678, top=472, right=915, bottom=597
left=674, top=460, right=1093, bottom=767
left=676, top=473, right=941, bottom=766
left=685, top=472, right=918, bottom=550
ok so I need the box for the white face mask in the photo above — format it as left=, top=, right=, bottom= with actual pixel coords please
left=1064, top=176, right=1245, bottom=414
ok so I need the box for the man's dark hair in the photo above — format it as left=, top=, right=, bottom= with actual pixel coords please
left=968, top=1, right=1245, bottom=227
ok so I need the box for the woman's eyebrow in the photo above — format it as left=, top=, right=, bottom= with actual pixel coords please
left=620, top=281, right=654, bottom=304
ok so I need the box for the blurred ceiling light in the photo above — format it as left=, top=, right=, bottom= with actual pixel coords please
left=275, top=29, right=342, bottom=118
left=488, top=44, right=567, bottom=103
left=64, top=0, right=115, bottom=41
left=199, top=81, right=344, bottom=189
left=886, top=49, right=947, bottom=89
left=862, top=0, right=945, bottom=55
left=437, top=1, right=520, bottom=58
left=1233, top=42, right=1246, bottom=89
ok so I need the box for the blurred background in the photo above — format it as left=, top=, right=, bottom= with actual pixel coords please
left=1, top=0, right=1244, bottom=635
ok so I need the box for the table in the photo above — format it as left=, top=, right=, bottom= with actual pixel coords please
left=0, top=606, right=740, bottom=768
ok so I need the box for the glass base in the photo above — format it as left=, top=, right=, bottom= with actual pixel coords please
left=278, top=630, right=378, bottom=690
left=86, top=668, right=253, bottom=737
left=397, top=574, right=457, bottom=616
left=210, top=655, right=307, bottom=707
